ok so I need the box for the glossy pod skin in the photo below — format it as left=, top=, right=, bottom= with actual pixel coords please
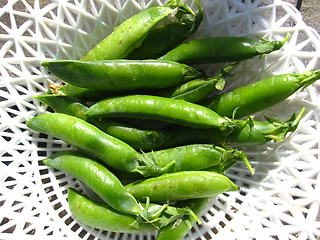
left=161, top=109, right=304, bottom=148
left=125, top=171, right=239, bottom=202
left=42, top=60, right=202, bottom=92
left=26, top=113, right=141, bottom=172
left=34, top=95, right=173, bottom=151
left=127, top=0, right=203, bottom=59
left=86, top=95, right=235, bottom=131
left=139, top=144, right=252, bottom=177
left=202, top=70, right=320, bottom=118
left=43, top=151, right=141, bottom=215
left=159, top=34, right=289, bottom=64
left=68, top=188, right=156, bottom=233
left=81, top=0, right=193, bottom=61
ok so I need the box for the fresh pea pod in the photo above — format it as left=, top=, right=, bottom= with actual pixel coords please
left=68, top=188, right=199, bottom=233
left=86, top=95, right=236, bottom=131
left=34, top=95, right=173, bottom=150
left=42, top=60, right=202, bottom=92
left=81, top=0, right=195, bottom=61
left=43, top=150, right=141, bottom=216
left=202, top=70, right=320, bottom=118
left=159, top=34, right=289, bottom=64
left=127, top=0, right=203, bottom=59
left=68, top=188, right=156, bottom=233
left=26, top=113, right=141, bottom=172
left=161, top=108, right=305, bottom=148
left=125, top=171, right=239, bottom=202
left=138, top=144, right=253, bottom=177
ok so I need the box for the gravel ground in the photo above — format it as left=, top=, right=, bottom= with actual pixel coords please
left=286, top=0, right=320, bottom=33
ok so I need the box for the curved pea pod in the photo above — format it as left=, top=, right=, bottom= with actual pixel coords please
left=26, top=113, right=140, bottom=172
left=138, top=144, right=254, bottom=177
left=43, top=150, right=141, bottom=216
left=202, top=70, right=320, bottom=119
left=68, top=188, right=199, bottom=233
left=127, top=0, right=203, bottom=59
left=162, top=108, right=305, bottom=148
left=81, top=0, right=195, bottom=61
left=34, top=95, right=173, bottom=151
left=86, top=95, right=236, bottom=131
left=68, top=188, right=156, bottom=233
left=159, top=34, right=290, bottom=64
left=42, top=60, right=202, bottom=92
left=125, top=171, right=239, bottom=202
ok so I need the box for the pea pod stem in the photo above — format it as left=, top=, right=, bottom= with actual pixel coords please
left=201, top=70, right=320, bottom=118
left=155, top=198, right=211, bottom=240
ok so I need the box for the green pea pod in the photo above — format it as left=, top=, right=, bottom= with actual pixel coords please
left=161, top=108, right=305, bottom=148
left=86, top=95, right=236, bottom=131
left=68, top=188, right=199, bottom=233
left=26, top=113, right=141, bottom=172
left=126, top=171, right=239, bottom=202
left=81, top=0, right=195, bottom=61
left=43, top=150, right=141, bottom=216
left=202, top=70, right=320, bottom=119
left=68, top=188, right=156, bottom=233
left=42, top=60, right=202, bottom=92
left=34, top=95, right=173, bottom=151
left=159, top=34, right=290, bottom=64
left=138, top=144, right=253, bottom=176
left=127, top=0, right=203, bottom=59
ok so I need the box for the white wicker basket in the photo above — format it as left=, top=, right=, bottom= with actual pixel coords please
left=1, top=0, right=320, bottom=239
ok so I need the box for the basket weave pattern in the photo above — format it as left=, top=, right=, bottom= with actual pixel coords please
left=1, top=0, right=320, bottom=239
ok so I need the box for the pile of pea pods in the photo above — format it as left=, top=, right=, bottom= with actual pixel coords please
left=27, top=0, right=320, bottom=239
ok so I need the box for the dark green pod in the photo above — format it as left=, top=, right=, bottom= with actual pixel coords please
left=42, top=60, right=202, bottom=92
left=160, top=34, right=289, bottom=64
